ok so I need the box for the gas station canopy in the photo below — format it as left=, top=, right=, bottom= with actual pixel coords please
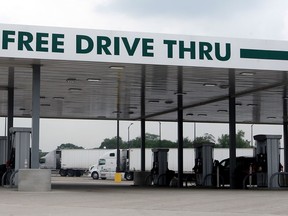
left=0, top=23, right=288, bottom=124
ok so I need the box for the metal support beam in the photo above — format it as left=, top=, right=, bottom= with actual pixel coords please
left=116, top=114, right=120, bottom=172
left=7, top=67, right=14, bottom=159
left=31, top=65, right=41, bottom=168
left=229, top=69, right=236, bottom=189
left=177, top=66, right=184, bottom=188
left=141, top=66, right=146, bottom=171
left=283, top=73, right=288, bottom=172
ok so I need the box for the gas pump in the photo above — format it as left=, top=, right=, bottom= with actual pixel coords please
left=254, top=134, right=282, bottom=188
left=193, top=142, right=215, bottom=186
left=151, top=149, right=174, bottom=186
left=0, top=136, right=7, bottom=165
left=8, top=127, right=31, bottom=186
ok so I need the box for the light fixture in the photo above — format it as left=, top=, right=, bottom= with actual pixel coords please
left=66, top=78, right=77, bottom=83
left=217, top=109, right=228, bottom=113
left=69, top=88, right=82, bottom=92
left=97, top=116, right=107, bottom=119
left=148, top=100, right=160, bottom=103
left=198, top=114, right=207, bottom=116
left=174, top=92, right=187, bottom=95
left=41, top=104, right=51, bottom=106
left=267, top=116, right=276, bottom=119
left=109, top=66, right=125, bottom=70
left=240, top=72, right=255, bottom=76
left=112, top=111, right=122, bottom=114
left=53, top=97, right=65, bottom=100
left=203, top=83, right=217, bottom=87
left=165, top=100, right=174, bottom=104
left=87, top=78, right=101, bottom=82
left=247, top=103, right=257, bottom=107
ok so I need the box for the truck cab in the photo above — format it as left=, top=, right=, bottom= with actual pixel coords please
left=88, top=150, right=117, bottom=180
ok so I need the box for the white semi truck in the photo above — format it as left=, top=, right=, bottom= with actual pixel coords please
left=88, top=148, right=255, bottom=180
left=40, top=149, right=111, bottom=177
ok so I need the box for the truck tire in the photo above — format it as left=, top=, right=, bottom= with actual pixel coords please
left=91, top=171, right=99, bottom=180
left=67, top=169, right=75, bottom=177
left=75, top=170, right=82, bottom=177
left=125, top=172, right=133, bottom=181
left=59, top=169, right=67, bottom=177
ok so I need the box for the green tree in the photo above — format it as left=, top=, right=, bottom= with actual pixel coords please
left=56, top=143, right=84, bottom=150
left=183, top=137, right=193, bottom=148
left=192, top=133, right=215, bottom=146
left=216, top=130, right=251, bottom=148
left=99, top=136, right=124, bottom=149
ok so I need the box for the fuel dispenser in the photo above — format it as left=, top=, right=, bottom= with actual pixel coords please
left=254, top=134, right=282, bottom=188
left=193, top=142, right=215, bottom=186
left=0, top=136, right=7, bottom=165
left=151, top=148, right=174, bottom=186
left=9, top=127, right=31, bottom=186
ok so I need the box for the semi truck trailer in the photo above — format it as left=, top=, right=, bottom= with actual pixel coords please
left=40, top=149, right=111, bottom=177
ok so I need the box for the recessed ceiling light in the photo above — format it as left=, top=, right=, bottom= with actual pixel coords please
left=87, top=78, right=101, bottom=82
left=240, top=72, right=255, bottom=76
left=69, top=88, right=82, bottom=92
left=148, top=100, right=160, bottom=103
left=97, top=116, right=107, bottom=119
left=53, top=97, right=65, bottom=100
left=109, top=66, right=125, bottom=70
left=247, top=103, right=257, bottom=107
left=112, top=111, right=122, bottom=114
left=41, top=104, right=51, bottom=107
left=66, top=78, right=77, bottom=83
left=267, top=116, right=276, bottom=119
left=203, top=83, right=217, bottom=87
left=198, top=114, right=207, bottom=116
left=174, top=92, right=187, bottom=95
left=217, top=110, right=228, bottom=113
left=165, top=100, right=174, bottom=104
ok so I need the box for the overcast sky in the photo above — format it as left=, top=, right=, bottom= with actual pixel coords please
left=0, top=0, right=287, bottom=151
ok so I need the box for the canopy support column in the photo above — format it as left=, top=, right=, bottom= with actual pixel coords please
left=141, top=66, right=146, bottom=171
left=7, top=67, right=14, bottom=158
left=283, top=75, right=288, bottom=172
left=177, top=66, right=184, bottom=188
left=229, top=69, right=236, bottom=189
left=31, top=64, right=41, bottom=168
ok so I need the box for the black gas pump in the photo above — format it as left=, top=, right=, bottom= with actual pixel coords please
left=2, top=128, right=31, bottom=187
left=151, top=149, right=174, bottom=186
left=254, top=134, right=282, bottom=188
left=193, top=142, right=215, bottom=186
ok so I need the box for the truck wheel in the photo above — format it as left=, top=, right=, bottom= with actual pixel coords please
left=75, top=170, right=82, bottom=177
left=125, top=172, right=133, bottom=181
left=91, top=172, right=99, bottom=180
left=59, top=169, right=67, bottom=177
left=67, top=170, right=75, bottom=177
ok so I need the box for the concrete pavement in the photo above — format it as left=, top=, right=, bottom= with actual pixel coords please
left=0, top=177, right=288, bottom=216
